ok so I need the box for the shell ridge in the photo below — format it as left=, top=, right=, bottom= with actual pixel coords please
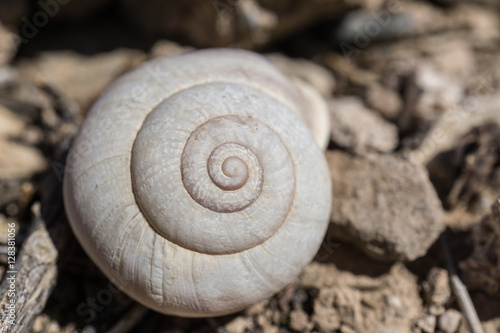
left=64, top=49, right=331, bottom=317
left=132, top=224, right=148, bottom=291
left=111, top=210, right=142, bottom=271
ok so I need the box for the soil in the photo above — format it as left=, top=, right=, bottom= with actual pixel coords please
left=0, top=0, right=500, bottom=332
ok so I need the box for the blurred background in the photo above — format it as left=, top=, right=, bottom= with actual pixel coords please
left=1, top=0, right=500, bottom=332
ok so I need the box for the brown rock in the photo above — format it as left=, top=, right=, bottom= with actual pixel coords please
left=0, top=104, right=46, bottom=180
left=149, top=40, right=194, bottom=59
left=0, top=23, right=18, bottom=66
left=315, top=287, right=361, bottom=330
left=427, top=123, right=500, bottom=212
left=409, top=95, right=500, bottom=166
left=225, top=317, right=253, bottom=333
left=412, top=64, right=462, bottom=124
left=256, top=314, right=278, bottom=333
left=365, top=84, right=402, bottom=120
left=312, top=289, right=343, bottom=331
left=438, top=309, right=462, bottom=333
left=0, top=105, right=24, bottom=138
left=220, top=261, right=422, bottom=332
left=0, top=105, right=43, bottom=146
left=304, top=262, right=421, bottom=333
left=0, top=214, right=8, bottom=243
left=423, top=267, right=451, bottom=315
left=428, top=40, right=475, bottom=85
left=451, top=4, right=500, bottom=45
left=0, top=140, right=46, bottom=180
left=0, top=66, right=16, bottom=87
left=17, top=49, right=146, bottom=113
left=327, top=150, right=445, bottom=261
left=289, top=309, right=312, bottom=332
left=329, top=97, right=398, bottom=154
left=414, top=315, right=436, bottom=333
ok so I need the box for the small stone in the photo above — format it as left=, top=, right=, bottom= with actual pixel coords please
left=312, top=288, right=344, bottom=331
left=289, top=309, right=312, bottom=332
left=0, top=23, right=18, bottom=66
left=438, top=309, right=462, bottom=333
left=329, top=97, right=399, bottom=154
left=415, top=315, right=436, bottom=333
left=0, top=105, right=25, bottom=138
left=413, top=64, right=462, bottom=124
left=45, top=320, right=61, bottom=333
left=268, top=53, right=336, bottom=97
left=327, top=150, right=445, bottom=261
left=256, top=314, right=279, bottom=333
left=387, top=295, right=403, bottom=312
left=0, top=140, right=46, bottom=180
left=17, top=49, right=146, bottom=112
left=429, top=41, right=474, bottom=85
left=409, top=94, right=500, bottom=166
left=423, top=267, right=451, bottom=314
left=365, top=84, right=402, bottom=120
left=225, top=317, right=253, bottom=333
left=452, top=4, right=500, bottom=44
left=0, top=66, right=16, bottom=87
left=246, top=299, right=268, bottom=315
left=149, top=40, right=194, bottom=58
left=312, top=306, right=340, bottom=332
left=81, top=326, right=98, bottom=333
left=32, top=315, right=49, bottom=333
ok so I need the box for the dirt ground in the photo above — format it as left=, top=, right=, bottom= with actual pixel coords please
left=0, top=0, right=500, bottom=332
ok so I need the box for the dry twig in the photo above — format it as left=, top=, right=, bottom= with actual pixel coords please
left=440, top=233, right=485, bottom=333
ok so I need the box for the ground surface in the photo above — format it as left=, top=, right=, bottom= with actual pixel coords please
left=0, top=0, right=499, bottom=332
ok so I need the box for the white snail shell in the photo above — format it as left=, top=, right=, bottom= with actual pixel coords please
left=63, top=49, right=332, bottom=317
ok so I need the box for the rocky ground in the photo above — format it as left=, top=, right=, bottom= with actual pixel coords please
left=0, top=0, right=500, bottom=332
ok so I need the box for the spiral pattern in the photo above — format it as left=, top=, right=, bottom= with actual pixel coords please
left=63, top=49, right=332, bottom=317
left=131, top=83, right=296, bottom=254
left=207, top=144, right=254, bottom=191
left=181, top=117, right=267, bottom=213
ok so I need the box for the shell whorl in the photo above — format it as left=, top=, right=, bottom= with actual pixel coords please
left=131, top=84, right=297, bottom=255
left=63, top=49, right=332, bottom=317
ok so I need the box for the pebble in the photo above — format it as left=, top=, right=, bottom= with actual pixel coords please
left=329, top=97, right=399, bottom=154
left=327, top=150, right=445, bottom=261
left=415, top=315, right=436, bottom=333
left=289, top=309, right=312, bottom=332
left=438, top=309, right=462, bottom=333
left=365, top=84, right=402, bottom=120
left=0, top=23, right=18, bottom=66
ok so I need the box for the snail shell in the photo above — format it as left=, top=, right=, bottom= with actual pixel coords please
left=63, top=49, right=332, bottom=317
